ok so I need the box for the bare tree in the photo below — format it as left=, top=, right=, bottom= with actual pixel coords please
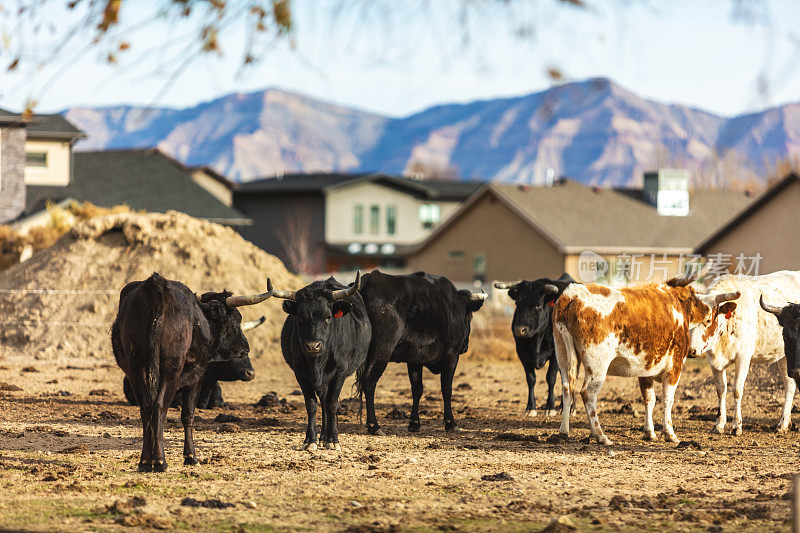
left=277, top=207, right=322, bottom=275
left=405, top=159, right=460, bottom=181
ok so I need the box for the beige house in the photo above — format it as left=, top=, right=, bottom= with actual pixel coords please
left=233, top=173, right=481, bottom=273
left=19, top=112, right=87, bottom=186
left=408, top=177, right=752, bottom=285
left=696, top=172, right=800, bottom=274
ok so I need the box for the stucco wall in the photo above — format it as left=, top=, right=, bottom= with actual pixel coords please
left=407, top=192, right=565, bottom=282
left=23, top=139, right=71, bottom=186
left=0, top=126, right=27, bottom=224
left=702, top=179, right=800, bottom=275
left=192, top=170, right=232, bottom=207
left=563, top=252, right=688, bottom=286
left=325, top=181, right=459, bottom=245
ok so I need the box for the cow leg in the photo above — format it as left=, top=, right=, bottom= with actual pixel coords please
left=298, top=378, right=319, bottom=451
left=442, top=356, right=461, bottom=432
left=544, top=359, right=560, bottom=417
left=137, top=401, right=154, bottom=472
left=180, top=385, right=201, bottom=465
left=324, top=375, right=346, bottom=450
left=580, top=369, right=611, bottom=446
left=660, top=374, right=680, bottom=443
left=710, top=366, right=728, bottom=434
left=363, top=359, right=389, bottom=436
left=553, top=324, right=576, bottom=438
left=776, top=357, right=796, bottom=433
left=731, top=356, right=751, bottom=436
left=522, top=363, right=538, bottom=417
left=407, top=364, right=424, bottom=432
left=639, top=377, right=657, bottom=441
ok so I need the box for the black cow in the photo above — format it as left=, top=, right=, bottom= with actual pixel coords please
left=493, top=273, right=575, bottom=417
left=273, top=272, right=371, bottom=450
left=121, top=316, right=263, bottom=409
left=357, top=271, right=487, bottom=435
left=112, top=272, right=272, bottom=472
left=761, top=296, right=800, bottom=382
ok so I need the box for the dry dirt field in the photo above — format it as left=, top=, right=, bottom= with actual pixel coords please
left=0, top=347, right=798, bottom=532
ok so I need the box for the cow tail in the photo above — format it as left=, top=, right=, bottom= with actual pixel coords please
left=352, top=361, right=367, bottom=423
left=142, top=274, right=167, bottom=406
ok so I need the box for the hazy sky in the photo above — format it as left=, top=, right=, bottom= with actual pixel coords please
left=1, top=0, right=799, bottom=117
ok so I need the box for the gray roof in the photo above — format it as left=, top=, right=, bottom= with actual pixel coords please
left=0, top=108, right=85, bottom=140
left=236, top=172, right=482, bottom=201
left=24, top=149, right=250, bottom=226
left=418, top=179, right=753, bottom=254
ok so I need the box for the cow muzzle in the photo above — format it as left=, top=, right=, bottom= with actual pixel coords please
left=241, top=369, right=256, bottom=381
left=304, top=341, right=323, bottom=355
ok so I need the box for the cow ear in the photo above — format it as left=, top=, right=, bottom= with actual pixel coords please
left=282, top=300, right=297, bottom=315
left=507, top=287, right=519, bottom=300
left=332, top=300, right=351, bottom=318
left=719, top=302, right=737, bottom=319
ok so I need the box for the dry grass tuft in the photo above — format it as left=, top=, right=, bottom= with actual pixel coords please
left=466, top=310, right=516, bottom=362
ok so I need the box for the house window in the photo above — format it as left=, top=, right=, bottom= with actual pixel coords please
left=473, top=252, right=487, bottom=283
left=26, top=151, right=48, bottom=168
left=386, top=205, right=397, bottom=235
left=448, top=250, right=465, bottom=260
left=353, top=204, right=363, bottom=235
left=370, top=205, right=380, bottom=234
left=419, top=203, right=441, bottom=229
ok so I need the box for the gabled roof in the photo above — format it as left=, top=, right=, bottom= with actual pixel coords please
left=24, top=149, right=250, bottom=226
left=412, top=179, right=752, bottom=255
left=235, top=172, right=482, bottom=201
left=695, top=172, right=799, bottom=253
left=188, top=165, right=235, bottom=189
left=0, top=108, right=85, bottom=140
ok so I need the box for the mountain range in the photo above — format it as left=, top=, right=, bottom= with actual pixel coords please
left=63, top=77, right=800, bottom=186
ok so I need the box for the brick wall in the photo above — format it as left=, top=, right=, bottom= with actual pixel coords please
left=0, top=125, right=27, bottom=224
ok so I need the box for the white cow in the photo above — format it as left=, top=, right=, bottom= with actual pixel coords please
left=689, top=270, right=800, bottom=435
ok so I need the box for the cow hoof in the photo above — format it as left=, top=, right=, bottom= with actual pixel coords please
left=643, top=432, right=657, bottom=442
left=546, top=409, right=558, bottom=417
left=152, top=460, right=167, bottom=473
left=711, top=425, right=725, bottom=435
left=367, top=425, right=385, bottom=436
left=137, top=461, right=153, bottom=473
left=408, top=421, right=421, bottom=433
left=732, top=427, right=742, bottom=436
left=776, top=425, right=790, bottom=434
left=303, top=442, right=318, bottom=452
left=445, top=424, right=462, bottom=433
left=662, top=432, right=679, bottom=443
left=324, top=442, right=341, bottom=451
left=523, top=409, right=537, bottom=417
left=598, top=436, right=613, bottom=446
left=184, top=456, right=199, bottom=466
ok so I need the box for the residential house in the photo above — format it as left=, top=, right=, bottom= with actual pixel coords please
left=21, top=149, right=250, bottom=228
left=695, top=172, right=800, bottom=274
left=233, top=173, right=482, bottom=272
left=0, top=108, right=86, bottom=223
left=407, top=172, right=753, bottom=285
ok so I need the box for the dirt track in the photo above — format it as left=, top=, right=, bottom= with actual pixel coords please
left=0, top=351, right=797, bottom=532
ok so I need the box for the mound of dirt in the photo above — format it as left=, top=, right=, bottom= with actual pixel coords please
left=0, top=211, right=300, bottom=363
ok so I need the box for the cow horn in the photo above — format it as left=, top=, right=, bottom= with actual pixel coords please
left=332, top=270, right=361, bottom=301
left=700, top=291, right=740, bottom=308
left=469, top=290, right=488, bottom=302
left=493, top=281, right=521, bottom=290
left=268, top=278, right=297, bottom=301
left=241, top=316, right=266, bottom=331
left=543, top=284, right=559, bottom=295
left=225, top=280, right=274, bottom=307
left=760, top=294, right=784, bottom=317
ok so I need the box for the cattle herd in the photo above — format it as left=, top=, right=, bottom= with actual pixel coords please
left=111, top=266, right=800, bottom=473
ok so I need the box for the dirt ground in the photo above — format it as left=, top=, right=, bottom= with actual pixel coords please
left=0, top=344, right=798, bottom=532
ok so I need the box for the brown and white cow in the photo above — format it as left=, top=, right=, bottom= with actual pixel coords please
left=689, top=271, right=800, bottom=435
left=553, top=279, right=739, bottom=445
